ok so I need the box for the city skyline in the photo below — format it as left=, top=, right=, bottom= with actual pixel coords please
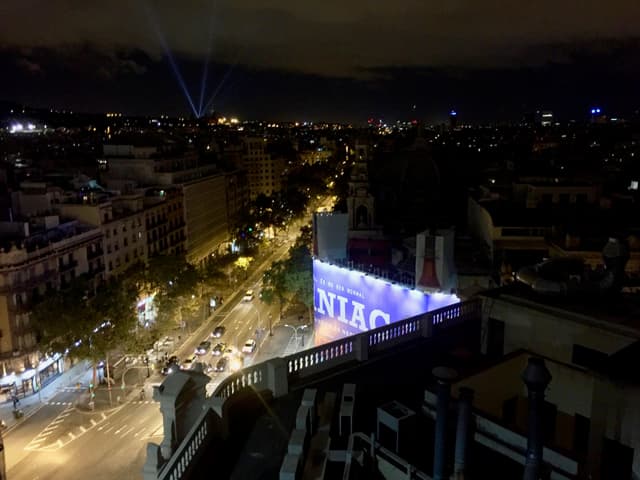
left=1, top=2, right=639, bottom=122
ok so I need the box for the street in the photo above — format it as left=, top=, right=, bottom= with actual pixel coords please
left=4, top=208, right=319, bottom=480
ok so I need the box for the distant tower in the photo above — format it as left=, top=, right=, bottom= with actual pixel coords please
left=449, top=110, right=458, bottom=129
left=539, top=110, right=553, bottom=127
left=346, top=142, right=376, bottom=231
left=590, top=107, right=605, bottom=124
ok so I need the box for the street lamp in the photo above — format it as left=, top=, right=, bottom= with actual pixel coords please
left=248, top=303, right=262, bottom=330
left=284, top=324, right=309, bottom=349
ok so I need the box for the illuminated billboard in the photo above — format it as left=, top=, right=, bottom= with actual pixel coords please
left=313, top=259, right=459, bottom=344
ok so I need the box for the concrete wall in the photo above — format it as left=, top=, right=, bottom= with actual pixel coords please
left=60, top=203, right=110, bottom=226
left=483, top=296, right=637, bottom=365
left=454, top=354, right=527, bottom=419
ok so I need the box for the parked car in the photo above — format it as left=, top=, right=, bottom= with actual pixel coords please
left=201, top=363, right=214, bottom=374
left=161, top=356, right=180, bottom=375
left=212, top=343, right=227, bottom=356
left=211, top=326, right=226, bottom=338
left=195, top=341, right=211, bottom=355
left=181, top=355, right=197, bottom=370
left=215, top=357, right=228, bottom=372
left=242, top=290, right=254, bottom=302
left=242, top=339, right=257, bottom=354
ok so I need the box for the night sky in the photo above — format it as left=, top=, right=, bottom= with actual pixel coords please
left=1, top=1, right=639, bottom=123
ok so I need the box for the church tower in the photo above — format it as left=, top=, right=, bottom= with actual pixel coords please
left=347, top=141, right=377, bottom=232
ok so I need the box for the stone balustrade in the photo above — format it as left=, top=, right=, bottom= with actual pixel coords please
left=145, top=299, right=482, bottom=480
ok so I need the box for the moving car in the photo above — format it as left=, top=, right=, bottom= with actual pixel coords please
left=211, top=326, right=226, bottom=338
left=242, top=290, right=254, bottom=302
left=195, top=341, right=211, bottom=355
left=242, top=339, right=257, bottom=354
left=212, top=343, right=227, bottom=356
left=215, top=357, right=228, bottom=372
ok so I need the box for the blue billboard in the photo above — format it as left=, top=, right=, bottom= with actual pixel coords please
left=313, top=259, right=459, bottom=344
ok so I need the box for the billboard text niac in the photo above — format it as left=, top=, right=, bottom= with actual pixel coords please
left=313, top=259, right=459, bottom=344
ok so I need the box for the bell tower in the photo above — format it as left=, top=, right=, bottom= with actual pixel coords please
left=347, top=142, right=377, bottom=231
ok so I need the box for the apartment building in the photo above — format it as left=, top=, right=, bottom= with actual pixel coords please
left=0, top=217, right=103, bottom=397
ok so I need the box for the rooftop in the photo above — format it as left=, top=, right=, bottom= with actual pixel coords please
left=192, top=315, right=486, bottom=479
left=481, top=283, right=640, bottom=337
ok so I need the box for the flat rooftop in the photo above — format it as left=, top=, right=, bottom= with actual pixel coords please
left=482, top=283, right=640, bottom=337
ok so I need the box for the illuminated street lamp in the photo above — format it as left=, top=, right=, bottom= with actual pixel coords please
left=284, top=324, right=309, bottom=348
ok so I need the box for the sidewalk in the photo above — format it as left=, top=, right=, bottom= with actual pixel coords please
left=0, top=360, right=92, bottom=431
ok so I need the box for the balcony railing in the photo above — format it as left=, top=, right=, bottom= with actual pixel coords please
left=215, top=299, right=481, bottom=398
left=88, top=264, right=105, bottom=276
left=153, top=407, right=214, bottom=480
left=58, top=259, right=78, bottom=272
left=87, top=247, right=104, bottom=259
left=146, top=299, right=482, bottom=480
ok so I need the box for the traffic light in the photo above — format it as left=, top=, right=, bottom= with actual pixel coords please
left=248, top=227, right=253, bottom=232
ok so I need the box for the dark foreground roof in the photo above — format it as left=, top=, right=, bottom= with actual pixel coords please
left=190, top=321, right=526, bottom=479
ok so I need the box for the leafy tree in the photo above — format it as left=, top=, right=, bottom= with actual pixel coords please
left=32, top=275, right=138, bottom=387
left=283, top=243, right=314, bottom=323
left=260, top=260, right=288, bottom=329
left=143, top=254, right=202, bottom=335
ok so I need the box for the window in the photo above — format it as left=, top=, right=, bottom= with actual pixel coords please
left=124, top=238, right=128, bottom=247
left=108, top=261, right=113, bottom=271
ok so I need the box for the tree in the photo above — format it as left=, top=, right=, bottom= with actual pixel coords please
left=139, top=254, right=203, bottom=336
left=260, top=260, right=288, bottom=333
left=32, top=275, right=138, bottom=388
left=283, top=243, right=314, bottom=323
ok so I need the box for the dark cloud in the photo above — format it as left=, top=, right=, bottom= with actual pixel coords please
left=16, top=57, right=43, bottom=75
left=1, top=1, right=639, bottom=76
left=0, top=2, right=638, bottom=120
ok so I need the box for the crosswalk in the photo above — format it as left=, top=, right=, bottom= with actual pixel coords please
left=24, top=400, right=161, bottom=453
left=24, top=406, right=74, bottom=451
left=95, top=417, right=162, bottom=440
left=44, top=400, right=153, bottom=406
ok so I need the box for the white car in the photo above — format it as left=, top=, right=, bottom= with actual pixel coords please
left=242, top=339, right=257, bottom=354
left=242, top=290, right=254, bottom=302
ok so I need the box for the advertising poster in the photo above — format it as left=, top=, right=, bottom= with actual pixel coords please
left=313, top=259, right=459, bottom=344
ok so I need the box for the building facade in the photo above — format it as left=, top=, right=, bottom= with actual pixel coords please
left=242, top=137, right=286, bottom=200
left=0, top=219, right=103, bottom=397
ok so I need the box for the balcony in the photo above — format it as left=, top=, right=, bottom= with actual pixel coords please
left=8, top=301, right=31, bottom=315
left=0, top=269, right=58, bottom=293
left=87, top=247, right=104, bottom=260
left=88, top=264, right=105, bottom=276
left=142, top=299, right=482, bottom=480
left=58, top=259, right=78, bottom=273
